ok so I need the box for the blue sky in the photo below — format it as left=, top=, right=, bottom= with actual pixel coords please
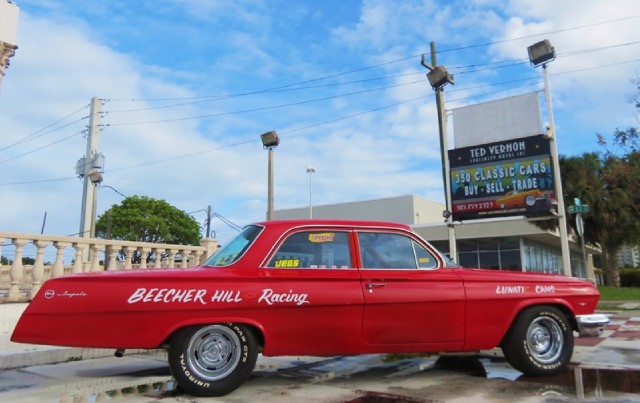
left=1, top=0, right=639, bottom=245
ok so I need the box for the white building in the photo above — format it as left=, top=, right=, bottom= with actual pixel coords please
left=616, top=244, right=640, bottom=268
left=275, top=194, right=599, bottom=281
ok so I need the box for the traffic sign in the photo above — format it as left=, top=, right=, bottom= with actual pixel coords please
left=568, top=204, right=590, bottom=214
left=576, top=214, right=584, bottom=237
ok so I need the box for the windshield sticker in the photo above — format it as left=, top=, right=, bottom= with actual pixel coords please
left=258, top=288, right=309, bottom=305
left=308, top=233, right=335, bottom=243
left=273, top=259, right=300, bottom=268
left=418, top=257, right=430, bottom=263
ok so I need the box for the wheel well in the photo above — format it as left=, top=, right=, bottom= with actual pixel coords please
left=499, top=303, right=577, bottom=347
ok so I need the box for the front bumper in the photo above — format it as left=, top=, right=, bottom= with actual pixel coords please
left=576, top=314, right=610, bottom=337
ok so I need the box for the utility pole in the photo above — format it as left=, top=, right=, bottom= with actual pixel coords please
left=77, top=97, right=105, bottom=238
left=206, top=205, right=212, bottom=238
left=423, top=42, right=457, bottom=261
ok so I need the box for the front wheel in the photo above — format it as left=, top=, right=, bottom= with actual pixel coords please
left=168, top=323, right=258, bottom=397
left=501, top=306, right=573, bottom=376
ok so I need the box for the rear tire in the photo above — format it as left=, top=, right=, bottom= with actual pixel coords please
left=501, top=305, right=573, bottom=376
left=168, top=323, right=258, bottom=397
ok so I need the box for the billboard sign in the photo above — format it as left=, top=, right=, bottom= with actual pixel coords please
left=448, top=134, right=554, bottom=221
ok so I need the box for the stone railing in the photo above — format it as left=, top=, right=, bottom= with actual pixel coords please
left=0, top=232, right=219, bottom=303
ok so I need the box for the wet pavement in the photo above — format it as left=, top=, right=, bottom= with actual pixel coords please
left=1, top=304, right=639, bottom=402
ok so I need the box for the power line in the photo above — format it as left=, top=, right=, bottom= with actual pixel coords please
left=0, top=55, right=629, bottom=187
left=0, top=105, right=89, bottom=152
left=99, top=14, right=640, bottom=107
left=438, top=14, right=640, bottom=54
left=0, top=130, right=85, bottom=165
left=104, top=80, right=424, bottom=127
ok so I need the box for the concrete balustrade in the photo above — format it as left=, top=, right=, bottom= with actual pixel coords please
left=0, top=232, right=218, bottom=302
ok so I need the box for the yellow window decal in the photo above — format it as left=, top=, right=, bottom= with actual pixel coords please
left=308, top=233, right=335, bottom=243
left=274, top=259, right=300, bottom=268
left=418, top=257, right=430, bottom=263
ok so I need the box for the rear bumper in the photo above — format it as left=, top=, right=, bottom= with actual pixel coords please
left=576, top=314, right=610, bottom=337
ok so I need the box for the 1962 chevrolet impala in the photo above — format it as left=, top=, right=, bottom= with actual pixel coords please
left=11, top=220, right=609, bottom=396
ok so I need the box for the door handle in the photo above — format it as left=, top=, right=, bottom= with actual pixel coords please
left=366, top=283, right=385, bottom=293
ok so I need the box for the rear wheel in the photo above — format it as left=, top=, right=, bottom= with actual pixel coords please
left=501, top=306, right=573, bottom=376
left=168, top=323, right=258, bottom=397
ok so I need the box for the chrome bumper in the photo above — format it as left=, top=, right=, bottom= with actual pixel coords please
left=576, top=314, right=610, bottom=337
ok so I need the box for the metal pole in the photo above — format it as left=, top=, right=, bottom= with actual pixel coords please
left=267, top=148, right=274, bottom=221
left=309, top=172, right=313, bottom=219
left=543, top=65, right=572, bottom=276
left=307, top=166, right=315, bottom=219
left=79, top=96, right=101, bottom=238
left=431, top=42, right=457, bottom=261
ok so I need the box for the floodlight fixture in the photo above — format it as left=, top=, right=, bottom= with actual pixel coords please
left=528, top=39, right=555, bottom=67
left=260, top=130, right=280, bottom=149
left=427, top=65, right=455, bottom=90
left=421, top=54, right=454, bottom=90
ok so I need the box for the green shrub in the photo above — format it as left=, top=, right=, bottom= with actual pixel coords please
left=619, top=268, right=640, bottom=287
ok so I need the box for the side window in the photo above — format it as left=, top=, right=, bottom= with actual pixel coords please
left=266, top=231, right=352, bottom=269
left=413, top=240, right=438, bottom=269
left=358, top=232, right=418, bottom=269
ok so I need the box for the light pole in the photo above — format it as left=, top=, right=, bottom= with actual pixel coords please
left=0, top=0, right=19, bottom=93
left=306, top=166, right=315, bottom=218
left=260, top=130, right=280, bottom=221
left=421, top=41, right=457, bottom=261
left=528, top=39, right=572, bottom=277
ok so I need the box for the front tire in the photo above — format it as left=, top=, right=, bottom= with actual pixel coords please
left=168, top=323, right=258, bottom=397
left=501, top=306, right=573, bottom=376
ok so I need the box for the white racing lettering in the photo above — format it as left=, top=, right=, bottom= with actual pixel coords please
left=180, top=353, right=210, bottom=387
left=127, top=288, right=207, bottom=305
left=495, top=285, right=526, bottom=294
left=211, top=290, right=243, bottom=303
left=258, top=288, right=309, bottom=305
left=535, top=285, right=556, bottom=294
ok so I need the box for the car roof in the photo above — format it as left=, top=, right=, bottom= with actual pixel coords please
left=253, top=219, right=413, bottom=231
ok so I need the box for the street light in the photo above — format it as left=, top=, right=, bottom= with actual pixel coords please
left=421, top=42, right=457, bottom=261
left=260, top=130, right=279, bottom=221
left=306, top=166, right=315, bottom=219
left=527, top=39, right=571, bottom=277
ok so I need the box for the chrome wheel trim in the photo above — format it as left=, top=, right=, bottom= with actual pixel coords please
left=186, top=325, right=241, bottom=381
left=526, top=316, right=563, bottom=364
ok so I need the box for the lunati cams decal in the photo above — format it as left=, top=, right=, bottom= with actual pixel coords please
left=495, top=284, right=557, bottom=294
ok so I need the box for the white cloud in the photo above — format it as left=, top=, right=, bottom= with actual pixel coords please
left=1, top=0, right=639, bottom=247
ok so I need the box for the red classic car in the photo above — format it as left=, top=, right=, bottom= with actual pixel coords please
left=11, top=220, right=608, bottom=397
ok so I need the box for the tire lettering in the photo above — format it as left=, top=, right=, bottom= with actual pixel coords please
left=179, top=352, right=211, bottom=388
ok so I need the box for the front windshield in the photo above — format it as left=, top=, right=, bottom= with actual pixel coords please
left=203, top=225, right=263, bottom=267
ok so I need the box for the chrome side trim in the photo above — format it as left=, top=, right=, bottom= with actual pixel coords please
left=576, top=314, right=610, bottom=337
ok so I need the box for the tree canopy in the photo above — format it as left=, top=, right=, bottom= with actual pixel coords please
left=559, top=79, right=640, bottom=285
left=95, top=196, right=201, bottom=246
